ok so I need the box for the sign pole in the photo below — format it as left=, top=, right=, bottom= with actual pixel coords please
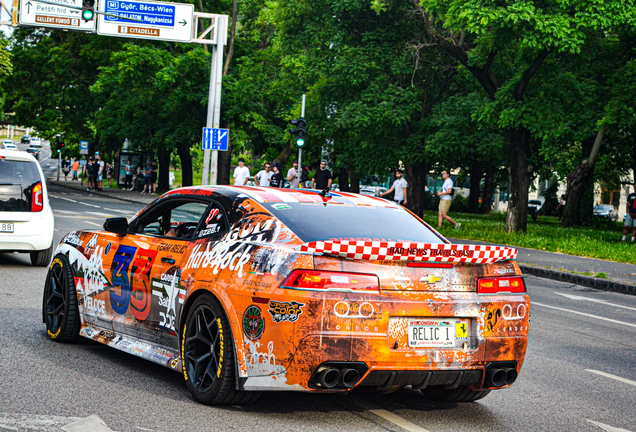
left=57, top=151, right=61, bottom=181
left=297, top=94, right=305, bottom=187
left=209, top=15, right=226, bottom=186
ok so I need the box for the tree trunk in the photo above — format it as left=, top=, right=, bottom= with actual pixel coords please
left=562, top=127, right=606, bottom=227
left=479, top=164, right=494, bottom=214
left=467, top=162, right=482, bottom=213
left=177, top=143, right=193, bottom=187
left=349, top=168, right=360, bottom=194
left=338, top=167, right=350, bottom=192
left=405, top=161, right=428, bottom=218
left=217, top=129, right=232, bottom=185
left=562, top=163, right=595, bottom=227
left=505, top=127, right=533, bottom=233
left=157, top=147, right=171, bottom=191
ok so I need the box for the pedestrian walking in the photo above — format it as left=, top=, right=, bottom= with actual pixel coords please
left=233, top=158, right=250, bottom=186
left=381, top=169, right=408, bottom=206
left=62, top=159, right=70, bottom=181
left=71, top=159, right=79, bottom=181
left=287, top=160, right=299, bottom=189
left=106, top=163, right=113, bottom=188
left=269, top=163, right=284, bottom=188
left=124, top=160, right=133, bottom=190
left=437, top=169, right=460, bottom=229
left=311, top=161, right=332, bottom=190
left=622, top=189, right=636, bottom=242
left=255, top=163, right=274, bottom=186
left=150, top=160, right=158, bottom=194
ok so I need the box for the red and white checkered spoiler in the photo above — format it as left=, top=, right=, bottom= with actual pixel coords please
left=295, top=240, right=517, bottom=264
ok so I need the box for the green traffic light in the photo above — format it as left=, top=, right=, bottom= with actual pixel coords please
left=296, top=138, right=305, bottom=147
left=57, top=149, right=61, bottom=153
left=82, top=9, right=94, bottom=20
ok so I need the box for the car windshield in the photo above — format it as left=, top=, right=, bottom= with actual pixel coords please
left=0, top=159, right=41, bottom=211
left=265, top=202, right=444, bottom=243
left=595, top=205, right=612, bottom=211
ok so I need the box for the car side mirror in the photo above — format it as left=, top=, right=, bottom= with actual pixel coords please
left=104, top=217, right=129, bottom=235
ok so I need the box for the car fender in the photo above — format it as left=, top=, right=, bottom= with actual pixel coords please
left=179, top=282, right=250, bottom=379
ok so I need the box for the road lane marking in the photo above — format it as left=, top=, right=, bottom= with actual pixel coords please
left=48, top=194, right=78, bottom=203
left=555, top=292, right=636, bottom=312
left=86, top=211, right=115, bottom=218
left=78, top=202, right=101, bottom=208
left=62, top=415, right=115, bottom=432
left=587, top=419, right=633, bottom=432
left=586, top=370, right=636, bottom=388
left=350, top=397, right=432, bottom=432
left=532, top=302, right=636, bottom=329
left=83, top=221, right=101, bottom=227
left=104, top=208, right=131, bottom=214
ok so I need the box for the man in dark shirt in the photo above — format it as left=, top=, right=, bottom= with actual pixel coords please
left=311, top=161, right=332, bottom=190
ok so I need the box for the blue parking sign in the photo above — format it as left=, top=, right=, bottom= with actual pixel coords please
left=202, top=128, right=229, bottom=151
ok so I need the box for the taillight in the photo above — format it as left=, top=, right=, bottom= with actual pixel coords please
left=31, top=181, right=43, bottom=212
left=283, top=270, right=379, bottom=293
left=478, top=277, right=526, bottom=295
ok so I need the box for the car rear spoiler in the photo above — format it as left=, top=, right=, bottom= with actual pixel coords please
left=295, top=240, right=517, bottom=264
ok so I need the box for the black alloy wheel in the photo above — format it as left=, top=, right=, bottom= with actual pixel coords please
left=181, top=295, right=257, bottom=405
left=42, top=254, right=80, bottom=342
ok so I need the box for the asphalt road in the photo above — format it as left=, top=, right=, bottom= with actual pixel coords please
left=0, top=144, right=634, bottom=432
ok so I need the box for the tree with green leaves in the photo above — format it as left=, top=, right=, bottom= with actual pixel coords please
left=405, top=0, right=636, bottom=232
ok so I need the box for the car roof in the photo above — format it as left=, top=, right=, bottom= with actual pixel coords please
left=164, top=185, right=402, bottom=208
left=0, top=149, right=37, bottom=161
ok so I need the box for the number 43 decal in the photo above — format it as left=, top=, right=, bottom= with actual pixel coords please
left=110, top=245, right=157, bottom=320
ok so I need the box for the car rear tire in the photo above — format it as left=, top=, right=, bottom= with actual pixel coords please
left=31, top=244, right=53, bottom=267
left=420, top=385, right=491, bottom=402
left=42, top=254, right=81, bottom=342
left=181, top=294, right=259, bottom=405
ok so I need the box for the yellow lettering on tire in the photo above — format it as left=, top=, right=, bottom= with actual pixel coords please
left=50, top=258, right=63, bottom=270
left=217, top=318, right=223, bottom=378
left=181, top=324, right=188, bottom=381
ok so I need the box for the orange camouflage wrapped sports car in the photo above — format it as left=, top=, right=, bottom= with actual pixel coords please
left=43, top=185, right=530, bottom=405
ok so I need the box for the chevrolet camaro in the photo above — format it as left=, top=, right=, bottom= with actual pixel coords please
left=43, top=185, right=530, bottom=405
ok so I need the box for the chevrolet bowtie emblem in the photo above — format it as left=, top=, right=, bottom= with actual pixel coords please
left=420, top=275, right=442, bottom=284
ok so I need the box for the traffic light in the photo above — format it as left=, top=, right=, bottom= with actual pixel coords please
left=289, top=118, right=306, bottom=147
left=54, top=134, right=64, bottom=153
left=301, top=165, right=309, bottom=182
left=81, top=0, right=95, bottom=21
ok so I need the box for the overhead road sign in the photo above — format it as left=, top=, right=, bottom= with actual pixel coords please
left=19, top=0, right=96, bottom=31
left=202, top=128, right=228, bottom=151
left=97, top=0, right=194, bottom=42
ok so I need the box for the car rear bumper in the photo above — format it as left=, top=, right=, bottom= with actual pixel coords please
left=237, top=291, right=530, bottom=392
left=0, top=209, right=54, bottom=251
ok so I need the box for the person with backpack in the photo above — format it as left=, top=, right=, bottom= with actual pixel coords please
left=437, top=169, right=460, bottom=230
left=622, top=188, right=636, bottom=242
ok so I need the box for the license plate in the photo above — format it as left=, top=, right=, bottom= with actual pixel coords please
left=0, top=222, right=14, bottom=233
left=408, top=319, right=456, bottom=348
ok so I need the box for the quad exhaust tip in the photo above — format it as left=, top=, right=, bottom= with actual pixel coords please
left=485, top=364, right=518, bottom=387
left=310, top=362, right=367, bottom=390
left=315, top=367, right=341, bottom=389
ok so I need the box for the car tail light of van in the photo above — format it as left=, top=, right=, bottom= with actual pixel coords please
left=282, top=270, right=379, bottom=293
left=31, top=181, right=43, bottom=212
left=478, top=277, right=526, bottom=295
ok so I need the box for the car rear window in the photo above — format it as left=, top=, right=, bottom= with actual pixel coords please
left=0, top=159, right=41, bottom=211
left=265, top=202, right=444, bottom=243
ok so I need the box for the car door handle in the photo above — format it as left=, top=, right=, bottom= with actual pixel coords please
left=161, top=257, right=175, bottom=264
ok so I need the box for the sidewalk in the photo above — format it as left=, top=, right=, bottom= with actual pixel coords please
left=49, top=180, right=636, bottom=296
